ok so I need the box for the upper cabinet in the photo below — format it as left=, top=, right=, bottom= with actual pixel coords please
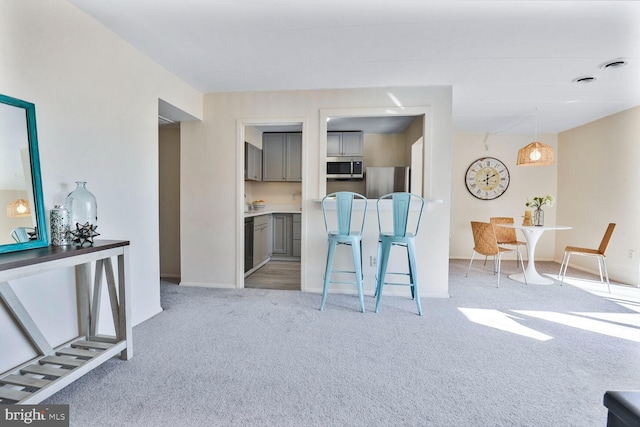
left=327, top=131, right=363, bottom=157
left=245, top=142, right=262, bottom=181
left=262, top=133, right=302, bottom=182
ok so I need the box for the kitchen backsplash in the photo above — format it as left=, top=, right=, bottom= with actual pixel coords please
left=245, top=181, right=302, bottom=209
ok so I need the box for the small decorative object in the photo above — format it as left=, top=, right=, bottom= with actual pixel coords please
left=50, top=205, right=71, bottom=246
left=69, top=222, right=100, bottom=247
left=252, top=199, right=265, bottom=210
left=525, top=195, right=555, bottom=227
left=522, top=210, right=532, bottom=226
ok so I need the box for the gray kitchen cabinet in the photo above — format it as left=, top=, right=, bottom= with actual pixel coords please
left=271, top=213, right=290, bottom=257
left=286, top=133, right=302, bottom=181
left=262, top=133, right=301, bottom=182
left=327, top=131, right=363, bottom=157
left=271, top=213, right=301, bottom=260
left=253, top=214, right=271, bottom=267
left=245, top=142, right=262, bottom=181
left=292, top=214, right=301, bottom=257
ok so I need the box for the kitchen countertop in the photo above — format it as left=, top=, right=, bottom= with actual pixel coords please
left=244, top=207, right=301, bottom=218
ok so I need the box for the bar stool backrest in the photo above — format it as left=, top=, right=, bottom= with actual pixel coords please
left=376, top=192, right=425, bottom=237
left=322, top=192, right=367, bottom=236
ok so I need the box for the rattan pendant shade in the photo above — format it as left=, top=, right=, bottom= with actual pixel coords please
left=517, top=141, right=554, bottom=166
left=6, top=198, right=31, bottom=218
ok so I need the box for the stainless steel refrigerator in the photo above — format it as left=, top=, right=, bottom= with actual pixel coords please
left=365, top=166, right=410, bottom=199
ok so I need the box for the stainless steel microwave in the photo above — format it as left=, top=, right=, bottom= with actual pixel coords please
left=326, top=157, right=364, bottom=180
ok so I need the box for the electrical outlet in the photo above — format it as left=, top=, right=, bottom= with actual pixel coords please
left=370, top=256, right=377, bottom=266
left=628, top=250, right=635, bottom=260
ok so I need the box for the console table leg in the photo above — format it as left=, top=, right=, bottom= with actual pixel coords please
left=75, top=263, right=92, bottom=339
left=117, top=247, right=132, bottom=360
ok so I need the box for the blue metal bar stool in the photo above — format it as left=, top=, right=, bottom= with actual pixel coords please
left=320, top=192, right=367, bottom=313
left=374, top=192, right=424, bottom=315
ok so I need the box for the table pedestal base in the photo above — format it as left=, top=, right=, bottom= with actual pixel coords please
left=509, top=272, right=555, bottom=285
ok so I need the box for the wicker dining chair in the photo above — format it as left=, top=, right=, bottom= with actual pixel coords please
left=558, top=223, right=616, bottom=292
left=490, top=217, right=528, bottom=260
left=466, top=221, right=527, bottom=287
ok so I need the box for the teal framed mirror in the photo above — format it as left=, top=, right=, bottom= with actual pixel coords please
left=0, top=94, right=48, bottom=254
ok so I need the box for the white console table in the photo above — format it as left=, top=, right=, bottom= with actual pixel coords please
left=0, top=240, right=132, bottom=404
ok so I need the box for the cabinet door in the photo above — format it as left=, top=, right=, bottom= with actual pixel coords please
left=341, top=131, right=363, bottom=156
left=292, top=214, right=301, bottom=257
left=245, top=143, right=262, bottom=181
left=262, top=133, right=287, bottom=181
left=286, top=133, right=302, bottom=182
left=253, top=223, right=263, bottom=267
left=254, top=146, right=262, bottom=181
left=271, top=214, right=291, bottom=255
left=264, top=216, right=272, bottom=258
left=327, top=132, right=342, bottom=156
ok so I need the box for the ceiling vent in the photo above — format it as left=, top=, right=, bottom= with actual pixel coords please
left=573, top=76, right=597, bottom=84
left=600, top=58, right=628, bottom=69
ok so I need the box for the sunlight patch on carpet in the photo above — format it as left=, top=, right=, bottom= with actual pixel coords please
left=513, top=310, right=640, bottom=342
left=459, top=308, right=553, bottom=341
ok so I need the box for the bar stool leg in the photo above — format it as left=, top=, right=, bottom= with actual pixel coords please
left=351, top=240, right=365, bottom=313
left=375, top=239, right=392, bottom=313
left=407, top=239, right=422, bottom=316
left=320, top=240, right=337, bottom=311
left=374, top=239, right=382, bottom=298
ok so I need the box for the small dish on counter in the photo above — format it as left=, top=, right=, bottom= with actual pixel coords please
left=252, top=200, right=266, bottom=210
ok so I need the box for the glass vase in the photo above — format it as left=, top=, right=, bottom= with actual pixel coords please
left=65, top=181, right=98, bottom=231
left=533, top=208, right=544, bottom=226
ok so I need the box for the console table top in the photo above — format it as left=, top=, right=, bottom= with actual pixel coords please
left=0, top=240, right=130, bottom=271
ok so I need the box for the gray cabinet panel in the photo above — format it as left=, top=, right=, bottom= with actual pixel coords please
left=253, top=214, right=270, bottom=267
left=245, top=142, right=262, bottom=181
left=271, top=213, right=290, bottom=256
left=262, top=134, right=287, bottom=181
left=286, top=133, right=302, bottom=182
left=327, top=132, right=342, bottom=157
left=341, top=131, right=363, bottom=156
left=292, top=214, right=301, bottom=257
left=326, top=131, right=363, bottom=156
left=263, top=133, right=302, bottom=182
left=271, top=213, right=300, bottom=260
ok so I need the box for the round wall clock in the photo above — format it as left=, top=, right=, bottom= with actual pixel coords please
left=465, top=157, right=510, bottom=200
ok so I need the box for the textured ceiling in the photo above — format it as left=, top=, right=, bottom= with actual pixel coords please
left=70, top=0, right=640, bottom=134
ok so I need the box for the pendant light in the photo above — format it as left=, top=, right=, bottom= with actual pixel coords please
left=6, top=198, right=31, bottom=218
left=517, top=110, right=554, bottom=166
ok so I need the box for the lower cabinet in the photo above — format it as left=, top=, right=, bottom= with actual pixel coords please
left=272, top=213, right=301, bottom=260
left=292, top=214, right=301, bottom=257
left=253, top=215, right=271, bottom=268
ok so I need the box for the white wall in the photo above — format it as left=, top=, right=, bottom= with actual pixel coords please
left=180, top=87, right=452, bottom=298
left=556, top=106, right=640, bottom=286
left=0, top=0, right=202, bottom=372
left=450, top=132, right=559, bottom=260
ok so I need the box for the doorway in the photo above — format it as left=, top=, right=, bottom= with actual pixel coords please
left=239, top=120, right=305, bottom=291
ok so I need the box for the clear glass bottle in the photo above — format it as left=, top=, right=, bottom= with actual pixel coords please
left=533, top=208, right=544, bottom=227
left=65, top=181, right=98, bottom=230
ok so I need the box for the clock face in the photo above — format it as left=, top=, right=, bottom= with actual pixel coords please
left=465, top=157, right=510, bottom=200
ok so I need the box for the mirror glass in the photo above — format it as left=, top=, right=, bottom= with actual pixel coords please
left=0, top=94, right=48, bottom=254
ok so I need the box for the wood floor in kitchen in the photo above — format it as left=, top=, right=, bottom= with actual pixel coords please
left=245, top=261, right=301, bottom=291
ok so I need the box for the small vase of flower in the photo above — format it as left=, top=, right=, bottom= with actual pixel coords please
left=525, top=195, right=555, bottom=226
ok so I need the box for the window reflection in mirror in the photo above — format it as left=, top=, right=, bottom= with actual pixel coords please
left=0, top=94, right=48, bottom=253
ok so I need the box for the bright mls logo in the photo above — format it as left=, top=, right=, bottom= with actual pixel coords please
left=1, top=405, right=68, bottom=426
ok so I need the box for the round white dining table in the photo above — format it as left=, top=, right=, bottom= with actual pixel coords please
left=497, top=224, right=572, bottom=285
